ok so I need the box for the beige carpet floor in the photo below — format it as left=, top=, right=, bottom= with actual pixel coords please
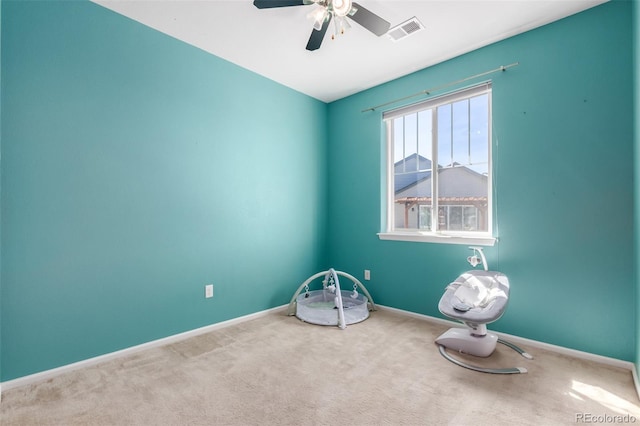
left=1, top=308, right=639, bottom=425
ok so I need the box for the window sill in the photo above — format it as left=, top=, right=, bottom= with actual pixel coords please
left=377, top=232, right=496, bottom=246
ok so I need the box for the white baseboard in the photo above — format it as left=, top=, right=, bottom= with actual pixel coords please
left=377, top=305, right=637, bottom=373
left=0, top=305, right=288, bottom=395
left=633, top=364, right=640, bottom=402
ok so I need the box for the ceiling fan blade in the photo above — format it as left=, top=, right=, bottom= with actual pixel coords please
left=253, top=0, right=309, bottom=9
left=306, top=14, right=332, bottom=51
left=349, top=2, right=390, bottom=36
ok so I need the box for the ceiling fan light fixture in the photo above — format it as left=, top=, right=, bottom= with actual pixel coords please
left=332, top=0, right=352, bottom=17
left=308, top=6, right=329, bottom=31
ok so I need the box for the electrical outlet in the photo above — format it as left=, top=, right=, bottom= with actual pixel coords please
left=205, top=284, right=213, bottom=299
left=364, top=270, right=371, bottom=281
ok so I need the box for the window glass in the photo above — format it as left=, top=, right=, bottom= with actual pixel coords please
left=384, top=83, right=492, bottom=240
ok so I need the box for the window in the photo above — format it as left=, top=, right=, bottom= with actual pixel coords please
left=379, top=83, right=495, bottom=245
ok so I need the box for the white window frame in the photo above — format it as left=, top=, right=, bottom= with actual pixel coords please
left=378, top=83, right=496, bottom=246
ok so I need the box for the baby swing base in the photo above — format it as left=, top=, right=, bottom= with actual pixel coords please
left=435, top=327, right=498, bottom=357
left=436, top=328, right=533, bottom=374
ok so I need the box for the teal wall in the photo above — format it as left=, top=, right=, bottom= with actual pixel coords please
left=0, top=0, right=327, bottom=381
left=634, top=0, right=640, bottom=374
left=327, top=1, right=634, bottom=360
left=0, top=0, right=3, bottom=383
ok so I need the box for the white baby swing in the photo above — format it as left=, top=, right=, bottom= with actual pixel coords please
left=287, top=268, right=376, bottom=329
left=436, top=247, right=533, bottom=374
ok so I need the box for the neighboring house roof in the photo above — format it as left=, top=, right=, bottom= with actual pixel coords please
left=394, top=153, right=432, bottom=193
left=395, top=154, right=487, bottom=201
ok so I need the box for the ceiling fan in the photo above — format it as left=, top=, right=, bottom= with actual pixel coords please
left=253, top=0, right=391, bottom=51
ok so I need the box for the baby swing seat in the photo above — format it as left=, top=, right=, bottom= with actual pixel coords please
left=436, top=269, right=533, bottom=374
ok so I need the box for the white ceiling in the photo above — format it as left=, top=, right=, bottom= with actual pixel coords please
left=92, top=0, right=607, bottom=103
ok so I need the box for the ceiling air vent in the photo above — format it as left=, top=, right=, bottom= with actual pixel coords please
left=387, top=17, right=424, bottom=42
